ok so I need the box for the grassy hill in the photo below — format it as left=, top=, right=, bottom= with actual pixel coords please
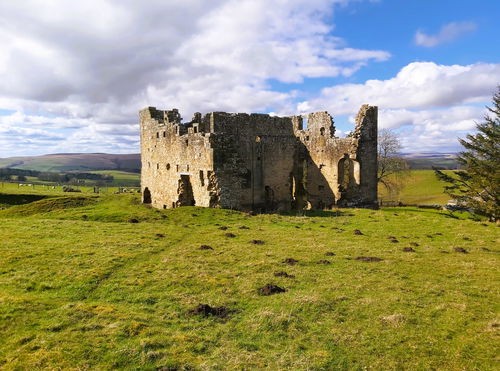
left=379, top=169, right=452, bottom=205
left=402, top=153, right=459, bottom=170
left=0, top=153, right=140, bottom=172
left=0, top=186, right=498, bottom=369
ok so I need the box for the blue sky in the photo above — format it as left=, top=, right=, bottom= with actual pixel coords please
left=0, top=0, right=499, bottom=157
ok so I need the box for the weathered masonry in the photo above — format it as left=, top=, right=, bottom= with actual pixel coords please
left=140, top=105, right=378, bottom=211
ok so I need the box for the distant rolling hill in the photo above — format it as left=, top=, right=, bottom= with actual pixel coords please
left=0, top=153, right=141, bottom=172
left=0, top=152, right=457, bottom=172
left=401, top=152, right=459, bottom=170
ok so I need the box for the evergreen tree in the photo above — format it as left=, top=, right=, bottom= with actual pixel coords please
left=435, top=87, right=500, bottom=221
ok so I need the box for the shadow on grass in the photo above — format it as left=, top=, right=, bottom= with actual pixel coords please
left=381, top=206, right=469, bottom=219
left=278, top=209, right=352, bottom=218
left=0, top=193, right=49, bottom=206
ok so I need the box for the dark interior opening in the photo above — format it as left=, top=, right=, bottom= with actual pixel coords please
left=143, top=187, right=152, bottom=204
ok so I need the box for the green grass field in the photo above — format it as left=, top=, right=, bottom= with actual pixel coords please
left=379, top=169, right=453, bottom=205
left=91, top=170, right=140, bottom=187
left=0, top=187, right=498, bottom=370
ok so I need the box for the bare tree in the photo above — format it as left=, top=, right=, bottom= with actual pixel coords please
left=378, top=129, right=409, bottom=196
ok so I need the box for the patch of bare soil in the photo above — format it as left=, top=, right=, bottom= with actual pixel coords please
left=239, top=226, right=250, bottom=229
left=316, top=260, right=331, bottom=264
left=218, top=226, right=228, bottom=230
left=249, top=240, right=265, bottom=245
left=454, top=247, right=468, bottom=254
left=199, top=245, right=213, bottom=250
left=353, top=256, right=383, bottom=262
left=409, top=242, right=419, bottom=247
left=188, top=304, right=229, bottom=318
left=155, top=233, right=165, bottom=238
left=282, top=258, right=298, bottom=265
left=258, top=284, right=287, bottom=296
left=325, top=252, right=336, bottom=256
left=128, top=218, right=139, bottom=223
left=224, top=233, right=236, bottom=238
left=274, top=271, right=295, bottom=278
left=402, top=247, right=415, bottom=252
left=462, top=237, right=472, bottom=241
left=353, top=229, right=363, bottom=235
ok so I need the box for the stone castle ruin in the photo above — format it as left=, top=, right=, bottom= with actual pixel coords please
left=140, top=105, right=378, bottom=211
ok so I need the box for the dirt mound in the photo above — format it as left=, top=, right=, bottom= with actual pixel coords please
left=188, top=304, right=229, bottom=318
left=409, top=242, right=419, bottom=247
left=353, top=229, right=363, bottom=235
left=316, top=260, right=331, bottom=264
left=258, top=284, right=287, bottom=296
left=325, top=252, right=335, bottom=256
left=224, top=233, right=236, bottom=238
left=249, top=240, right=265, bottom=245
left=239, top=226, right=250, bottom=229
left=389, top=238, right=399, bottom=243
left=402, top=247, right=415, bottom=252
left=282, top=258, right=298, bottom=265
left=155, top=233, right=165, bottom=238
left=454, top=247, right=468, bottom=254
left=353, top=256, right=383, bottom=262
left=198, top=245, right=213, bottom=250
left=218, top=226, right=228, bottom=230
left=128, top=218, right=139, bottom=223
left=274, top=271, right=295, bottom=278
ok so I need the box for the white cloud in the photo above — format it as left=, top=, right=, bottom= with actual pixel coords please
left=415, top=21, right=476, bottom=47
left=299, top=61, right=499, bottom=152
left=299, top=62, right=500, bottom=115
left=0, top=0, right=391, bottom=156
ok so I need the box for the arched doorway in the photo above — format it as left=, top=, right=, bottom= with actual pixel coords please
left=337, top=154, right=360, bottom=204
left=143, top=187, right=152, bottom=204
left=176, top=175, right=195, bottom=207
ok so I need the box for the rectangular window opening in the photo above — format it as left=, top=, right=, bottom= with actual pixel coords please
left=199, top=170, right=205, bottom=186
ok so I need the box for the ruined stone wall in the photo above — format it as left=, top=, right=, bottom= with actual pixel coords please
left=140, top=104, right=378, bottom=211
left=140, top=107, right=215, bottom=209
left=292, top=106, right=378, bottom=208
left=209, top=113, right=299, bottom=211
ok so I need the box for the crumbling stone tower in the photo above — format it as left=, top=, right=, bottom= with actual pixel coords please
left=140, top=105, right=377, bottom=211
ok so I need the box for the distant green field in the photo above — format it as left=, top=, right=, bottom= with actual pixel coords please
left=379, top=169, right=452, bottom=205
left=91, top=170, right=140, bottom=187
left=0, top=187, right=498, bottom=370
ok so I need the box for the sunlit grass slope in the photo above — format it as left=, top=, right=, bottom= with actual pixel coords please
left=379, top=169, right=452, bottom=205
left=0, top=190, right=498, bottom=370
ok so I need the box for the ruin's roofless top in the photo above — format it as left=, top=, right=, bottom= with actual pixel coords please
left=140, top=105, right=378, bottom=211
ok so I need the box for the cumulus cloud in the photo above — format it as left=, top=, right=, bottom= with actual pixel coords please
left=299, top=62, right=500, bottom=115
left=299, top=61, right=499, bottom=152
left=415, top=21, right=476, bottom=47
left=0, top=0, right=392, bottom=156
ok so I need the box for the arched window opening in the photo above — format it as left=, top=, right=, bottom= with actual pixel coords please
left=338, top=154, right=352, bottom=192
